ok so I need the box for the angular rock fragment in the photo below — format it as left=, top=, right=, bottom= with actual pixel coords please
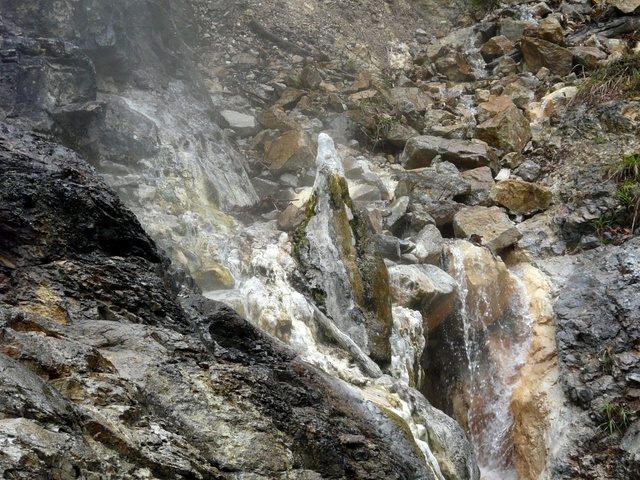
left=520, top=37, right=573, bottom=76
left=388, top=264, right=457, bottom=331
left=413, top=224, right=444, bottom=264
left=219, top=110, right=258, bottom=137
left=461, top=166, right=495, bottom=206
left=264, top=130, right=315, bottom=172
left=480, top=35, right=515, bottom=61
left=476, top=104, right=531, bottom=153
left=491, top=179, right=552, bottom=215
left=571, top=46, right=607, bottom=69
left=401, top=135, right=495, bottom=170
left=453, top=206, right=522, bottom=252
left=530, top=16, right=565, bottom=46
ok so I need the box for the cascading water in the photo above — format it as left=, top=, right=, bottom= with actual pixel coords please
left=447, top=241, right=534, bottom=480
left=200, top=134, right=480, bottom=480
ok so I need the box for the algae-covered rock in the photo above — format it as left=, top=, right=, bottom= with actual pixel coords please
left=294, top=134, right=393, bottom=366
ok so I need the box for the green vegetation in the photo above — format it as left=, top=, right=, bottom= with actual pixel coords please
left=599, top=401, right=632, bottom=436
left=598, top=344, right=616, bottom=375
left=575, top=52, right=640, bottom=107
left=607, top=153, right=640, bottom=232
left=591, top=214, right=612, bottom=244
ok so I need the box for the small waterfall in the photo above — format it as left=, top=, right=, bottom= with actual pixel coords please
left=448, top=241, right=533, bottom=480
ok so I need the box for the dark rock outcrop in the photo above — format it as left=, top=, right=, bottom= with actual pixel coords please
left=554, top=238, right=640, bottom=478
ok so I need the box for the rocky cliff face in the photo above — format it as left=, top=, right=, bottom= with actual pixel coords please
left=2, top=0, right=640, bottom=478
left=0, top=123, right=442, bottom=479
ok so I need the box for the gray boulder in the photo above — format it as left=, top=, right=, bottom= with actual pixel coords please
left=388, top=264, right=458, bottom=331
left=553, top=237, right=640, bottom=478
left=220, top=110, right=258, bottom=137
left=453, top=206, right=522, bottom=252
left=401, top=135, right=496, bottom=170
left=413, top=224, right=444, bottom=264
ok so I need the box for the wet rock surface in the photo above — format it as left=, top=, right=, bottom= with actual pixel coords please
left=2, top=0, right=640, bottom=478
left=0, top=124, right=438, bottom=479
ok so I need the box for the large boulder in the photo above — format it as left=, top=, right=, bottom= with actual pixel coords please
left=264, top=130, right=316, bottom=172
left=446, top=240, right=515, bottom=326
left=388, top=264, right=458, bottom=331
left=491, top=179, right=552, bottom=215
left=453, top=206, right=522, bottom=252
left=520, top=37, right=574, bottom=76
left=401, top=135, right=496, bottom=170
left=413, top=224, right=445, bottom=264
left=476, top=104, right=532, bottom=154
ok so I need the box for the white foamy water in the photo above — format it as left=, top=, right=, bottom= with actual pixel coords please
left=449, top=241, right=534, bottom=480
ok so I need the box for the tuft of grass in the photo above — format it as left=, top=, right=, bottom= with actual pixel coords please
left=606, top=153, right=640, bottom=232
left=591, top=214, right=612, bottom=243
left=598, top=345, right=616, bottom=375
left=599, top=401, right=632, bottom=436
left=574, top=53, right=640, bottom=108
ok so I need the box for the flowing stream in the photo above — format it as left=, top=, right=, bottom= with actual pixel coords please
left=448, top=242, right=534, bottom=480
left=168, top=133, right=534, bottom=478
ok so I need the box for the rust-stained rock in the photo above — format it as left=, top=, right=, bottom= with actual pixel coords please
left=275, top=87, right=306, bottom=109
left=447, top=240, right=514, bottom=325
left=476, top=95, right=515, bottom=124
left=520, top=36, right=573, bottom=77
left=300, top=65, right=323, bottom=89
left=257, top=105, right=300, bottom=132
left=264, top=130, right=315, bottom=172
left=476, top=104, right=532, bottom=153
left=529, top=16, right=565, bottom=46
left=480, top=35, right=515, bottom=61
